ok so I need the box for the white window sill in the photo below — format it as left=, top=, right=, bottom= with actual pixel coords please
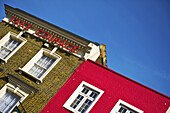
left=18, top=67, right=43, bottom=84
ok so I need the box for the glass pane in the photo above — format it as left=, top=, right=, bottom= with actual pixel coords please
left=0, top=91, right=20, bottom=113
left=118, top=107, right=127, bottom=113
left=0, top=47, right=11, bottom=59
left=4, top=38, right=21, bottom=51
left=78, top=99, right=92, bottom=113
left=90, top=92, right=98, bottom=99
left=81, top=87, right=89, bottom=94
left=70, top=95, right=84, bottom=109
left=28, top=65, right=46, bottom=78
left=37, top=55, right=55, bottom=69
left=0, top=38, right=21, bottom=59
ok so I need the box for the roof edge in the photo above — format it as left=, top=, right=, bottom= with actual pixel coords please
left=4, top=4, right=97, bottom=45
left=87, top=59, right=170, bottom=99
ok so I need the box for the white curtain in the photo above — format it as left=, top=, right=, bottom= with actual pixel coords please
left=28, top=55, right=55, bottom=78
left=0, top=91, right=20, bottom=113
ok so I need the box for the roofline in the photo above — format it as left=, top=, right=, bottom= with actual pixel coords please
left=4, top=4, right=99, bottom=46
left=87, top=59, right=170, bottom=99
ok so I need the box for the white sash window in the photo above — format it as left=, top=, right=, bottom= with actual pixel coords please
left=0, top=32, right=27, bottom=63
left=19, top=48, right=61, bottom=83
left=28, top=55, right=55, bottom=78
left=63, top=81, right=104, bottom=113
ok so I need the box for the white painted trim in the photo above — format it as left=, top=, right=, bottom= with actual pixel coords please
left=84, top=43, right=100, bottom=61
left=63, top=81, right=104, bottom=113
left=2, top=16, right=87, bottom=48
left=166, top=107, right=170, bottom=113
left=110, top=99, right=144, bottom=113
left=19, top=48, right=62, bottom=83
left=3, top=17, right=101, bottom=60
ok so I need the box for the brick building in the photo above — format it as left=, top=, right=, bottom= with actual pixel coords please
left=0, top=5, right=106, bottom=113
left=41, top=60, right=170, bottom=113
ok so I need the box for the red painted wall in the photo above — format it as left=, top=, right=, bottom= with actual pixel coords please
left=41, top=60, right=170, bottom=113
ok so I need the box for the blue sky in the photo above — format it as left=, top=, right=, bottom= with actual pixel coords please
left=0, top=0, right=170, bottom=96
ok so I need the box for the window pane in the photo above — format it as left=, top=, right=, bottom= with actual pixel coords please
left=28, top=65, right=46, bottom=78
left=0, top=91, right=20, bottom=113
left=81, top=87, right=89, bottom=94
left=78, top=99, right=92, bottom=113
left=70, top=95, right=84, bottom=109
left=0, top=48, right=11, bottom=59
left=4, top=38, right=21, bottom=51
left=118, top=107, right=127, bottom=113
left=90, top=92, right=98, bottom=99
left=37, top=55, right=55, bottom=69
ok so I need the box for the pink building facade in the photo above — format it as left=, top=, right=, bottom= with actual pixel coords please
left=41, top=59, right=170, bottom=113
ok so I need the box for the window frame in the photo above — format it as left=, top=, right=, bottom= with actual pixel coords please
left=0, top=31, right=27, bottom=63
left=0, top=83, right=28, bottom=113
left=110, top=99, right=144, bottom=113
left=19, top=48, right=62, bottom=83
left=167, top=107, right=170, bottom=113
left=63, top=81, right=104, bottom=113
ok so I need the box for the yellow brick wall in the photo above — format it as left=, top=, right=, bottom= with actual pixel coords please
left=0, top=22, right=83, bottom=113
